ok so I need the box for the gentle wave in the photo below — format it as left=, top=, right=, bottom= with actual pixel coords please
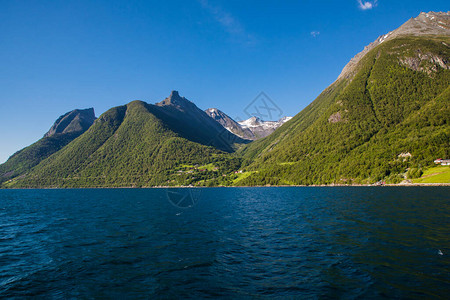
left=0, top=187, right=449, bottom=298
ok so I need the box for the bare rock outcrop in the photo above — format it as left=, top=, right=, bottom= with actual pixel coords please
left=338, top=11, right=450, bottom=80
left=45, top=108, right=96, bottom=137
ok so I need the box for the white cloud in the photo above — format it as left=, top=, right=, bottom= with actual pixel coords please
left=310, top=31, right=320, bottom=38
left=198, top=0, right=256, bottom=44
left=357, top=0, right=378, bottom=10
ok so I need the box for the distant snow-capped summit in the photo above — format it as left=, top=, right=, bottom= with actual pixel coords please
left=238, top=116, right=292, bottom=139
left=205, top=108, right=292, bottom=140
left=205, top=108, right=254, bottom=140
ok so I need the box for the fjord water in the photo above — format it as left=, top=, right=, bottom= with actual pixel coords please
left=0, top=188, right=449, bottom=298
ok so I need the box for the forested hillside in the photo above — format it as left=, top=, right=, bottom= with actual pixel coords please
left=236, top=36, right=449, bottom=185
left=3, top=98, right=244, bottom=188
left=0, top=108, right=95, bottom=184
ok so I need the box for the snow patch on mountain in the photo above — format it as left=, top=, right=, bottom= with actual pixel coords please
left=238, top=116, right=292, bottom=139
left=205, top=108, right=292, bottom=140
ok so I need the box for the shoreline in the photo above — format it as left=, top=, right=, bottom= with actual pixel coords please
left=1, top=182, right=449, bottom=190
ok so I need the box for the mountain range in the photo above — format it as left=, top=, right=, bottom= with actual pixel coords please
left=205, top=108, right=292, bottom=140
left=1, top=11, right=449, bottom=188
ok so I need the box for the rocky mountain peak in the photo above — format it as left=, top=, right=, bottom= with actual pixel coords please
left=395, top=11, right=450, bottom=37
left=415, top=11, right=450, bottom=28
left=206, top=108, right=220, bottom=117
left=221, top=115, right=293, bottom=139
left=44, top=108, right=96, bottom=138
left=246, top=116, right=262, bottom=125
left=338, top=11, right=450, bottom=80
left=204, top=105, right=294, bottom=141
left=205, top=108, right=255, bottom=140
left=157, top=90, right=194, bottom=108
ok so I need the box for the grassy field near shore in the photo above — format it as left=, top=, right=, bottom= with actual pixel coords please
left=413, top=166, right=450, bottom=184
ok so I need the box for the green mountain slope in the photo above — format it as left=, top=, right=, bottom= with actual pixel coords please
left=0, top=108, right=95, bottom=184
left=3, top=94, right=243, bottom=188
left=237, top=36, right=450, bottom=185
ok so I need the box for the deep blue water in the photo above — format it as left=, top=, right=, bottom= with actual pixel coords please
left=0, top=187, right=449, bottom=298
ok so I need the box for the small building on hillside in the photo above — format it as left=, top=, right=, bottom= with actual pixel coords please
left=434, top=159, right=450, bottom=165
left=441, top=160, right=450, bottom=166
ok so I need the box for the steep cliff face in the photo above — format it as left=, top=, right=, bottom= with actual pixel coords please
left=44, top=108, right=96, bottom=137
left=399, top=50, right=449, bottom=74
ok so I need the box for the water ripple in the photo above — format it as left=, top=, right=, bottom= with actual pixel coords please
left=0, top=187, right=449, bottom=298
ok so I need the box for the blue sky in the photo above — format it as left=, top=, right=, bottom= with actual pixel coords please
left=0, top=0, right=448, bottom=163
